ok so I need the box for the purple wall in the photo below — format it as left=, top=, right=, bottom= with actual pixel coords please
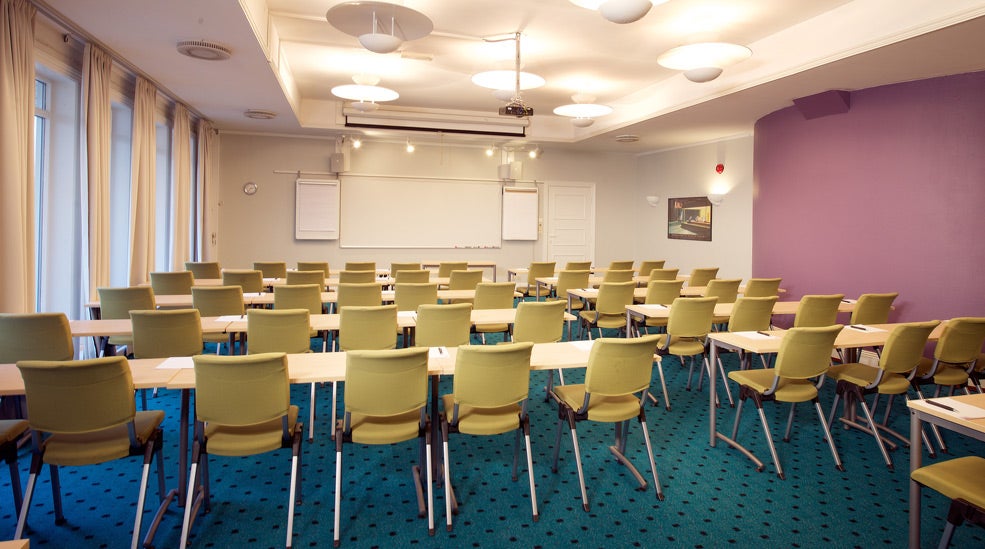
left=753, top=71, right=985, bottom=325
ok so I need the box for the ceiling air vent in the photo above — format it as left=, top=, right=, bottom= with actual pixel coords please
left=176, top=40, right=232, bottom=61
left=615, top=134, right=640, bottom=143
left=244, top=109, right=277, bottom=120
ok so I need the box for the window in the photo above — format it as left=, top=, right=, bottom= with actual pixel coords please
left=155, top=119, right=172, bottom=270
left=108, top=101, right=133, bottom=286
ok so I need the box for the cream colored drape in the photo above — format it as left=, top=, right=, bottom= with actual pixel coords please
left=81, top=44, right=112, bottom=303
left=170, top=104, right=191, bottom=270
left=196, top=119, right=218, bottom=261
left=128, top=77, right=156, bottom=286
left=0, top=0, right=36, bottom=313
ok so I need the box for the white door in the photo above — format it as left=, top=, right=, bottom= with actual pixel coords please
left=544, top=183, right=595, bottom=265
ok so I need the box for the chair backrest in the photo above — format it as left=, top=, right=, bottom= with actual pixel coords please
left=727, top=296, right=778, bottom=332
left=437, top=261, right=469, bottom=278
left=448, top=269, right=483, bottom=291
left=149, top=271, right=194, bottom=295
left=253, top=261, right=287, bottom=278
left=191, top=285, right=245, bottom=317
left=390, top=262, right=422, bottom=276
left=584, top=335, right=661, bottom=396
left=336, top=282, right=383, bottom=309
left=18, top=356, right=135, bottom=434
left=648, top=268, right=679, bottom=281
left=130, top=309, right=204, bottom=358
left=602, top=269, right=634, bottom=283
left=774, top=325, right=843, bottom=379
left=879, top=320, right=941, bottom=374
left=554, top=270, right=590, bottom=300
left=594, top=281, right=636, bottom=315
left=512, top=300, right=566, bottom=343
left=297, top=261, right=330, bottom=277
left=274, top=284, right=322, bottom=314
left=415, top=303, right=472, bottom=348
left=221, top=269, right=264, bottom=293
left=338, top=270, right=376, bottom=283
left=344, top=261, right=376, bottom=272
left=472, top=282, right=517, bottom=310
left=247, top=308, right=311, bottom=354
left=688, top=267, right=720, bottom=288
left=338, top=305, right=397, bottom=351
left=0, top=313, right=74, bottom=363
left=703, top=278, right=742, bottom=304
left=344, top=347, right=429, bottom=417
left=97, top=286, right=156, bottom=320
left=286, top=270, right=326, bottom=286
left=742, top=277, right=782, bottom=298
left=185, top=261, right=221, bottom=279
left=564, top=261, right=592, bottom=271
left=394, top=269, right=431, bottom=283
left=525, top=261, right=556, bottom=291
left=644, top=279, right=685, bottom=305
left=394, top=283, right=438, bottom=311
left=934, top=317, right=985, bottom=364
left=452, top=342, right=534, bottom=409
left=193, top=353, right=289, bottom=427
left=850, top=292, right=898, bottom=324
left=608, top=260, right=634, bottom=270
left=666, top=296, right=718, bottom=338
left=793, top=294, right=845, bottom=327
left=637, top=260, right=665, bottom=275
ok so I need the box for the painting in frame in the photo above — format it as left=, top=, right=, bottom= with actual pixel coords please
left=668, top=196, right=712, bottom=241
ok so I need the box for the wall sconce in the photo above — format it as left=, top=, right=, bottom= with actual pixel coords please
left=645, top=195, right=660, bottom=207
left=707, top=193, right=726, bottom=206
left=405, top=139, right=415, bottom=153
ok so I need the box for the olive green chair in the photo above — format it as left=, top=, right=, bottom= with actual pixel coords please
left=602, top=269, right=634, bottom=283
left=336, top=282, right=383, bottom=314
left=637, top=279, right=685, bottom=332
left=0, top=312, right=75, bottom=421
left=15, top=356, right=170, bottom=547
left=850, top=292, right=898, bottom=325
left=1, top=418, right=29, bottom=518
left=441, top=342, right=537, bottom=530
left=415, top=303, right=472, bottom=348
left=547, top=269, right=590, bottom=313
left=513, top=300, right=568, bottom=399
left=334, top=347, right=434, bottom=546
left=275, top=283, right=327, bottom=347
left=520, top=261, right=556, bottom=299
left=792, top=294, right=845, bottom=328
left=336, top=305, right=400, bottom=442
left=130, top=309, right=204, bottom=360
left=607, top=260, right=634, bottom=270
left=437, top=261, right=468, bottom=278
left=741, top=277, right=782, bottom=298
left=286, top=270, right=327, bottom=287
left=719, top=295, right=779, bottom=370
left=337, top=270, right=376, bottom=284
left=911, top=455, right=985, bottom=549
left=97, top=287, right=156, bottom=355
left=297, top=261, right=330, bottom=277
left=652, top=296, right=718, bottom=411
left=703, top=278, right=742, bottom=305
left=253, top=261, right=287, bottom=278
left=149, top=271, right=194, bottom=295
left=472, top=282, right=518, bottom=343
left=564, top=260, right=592, bottom=271
left=394, top=269, right=431, bottom=283
left=550, top=335, right=663, bottom=511
left=687, top=267, right=719, bottom=288
left=447, top=269, right=484, bottom=291
left=647, top=268, right=680, bottom=282
left=727, top=324, right=845, bottom=479
left=637, top=260, right=665, bottom=276
left=390, top=262, right=422, bottom=278
left=579, top=281, right=635, bottom=340
left=220, top=269, right=264, bottom=294
left=394, top=283, right=439, bottom=312
left=344, top=261, right=376, bottom=272
left=184, top=261, right=221, bottom=279
left=191, top=286, right=245, bottom=354
left=180, top=352, right=302, bottom=549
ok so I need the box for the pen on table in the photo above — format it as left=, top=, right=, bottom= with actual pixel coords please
left=850, top=324, right=867, bottom=331
left=757, top=331, right=772, bottom=337
left=842, top=299, right=852, bottom=303
left=926, top=400, right=954, bottom=412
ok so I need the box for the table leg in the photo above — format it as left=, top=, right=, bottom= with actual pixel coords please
left=178, top=388, right=190, bottom=506
left=909, top=411, right=923, bottom=549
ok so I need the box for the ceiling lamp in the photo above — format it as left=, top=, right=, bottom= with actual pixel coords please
left=331, top=74, right=398, bottom=111
left=657, top=42, right=752, bottom=83
left=553, top=94, right=613, bottom=127
left=570, top=0, right=668, bottom=24
left=326, top=1, right=433, bottom=54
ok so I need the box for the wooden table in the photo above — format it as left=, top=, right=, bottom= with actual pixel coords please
left=421, top=261, right=497, bottom=281
left=624, top=300, right=856, bottom=334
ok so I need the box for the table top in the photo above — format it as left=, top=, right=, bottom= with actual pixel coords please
left=707, top=322, right=945, bottom=354
left=625, top=299, right=854, bottom=320
left=907, top=393, right=985, bottom=432
left=70, top=316, right=233, bottom=337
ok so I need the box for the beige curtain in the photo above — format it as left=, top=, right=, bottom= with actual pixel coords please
left=0, top=0, right=36, bottom=313
left=170, top=104, right=191, bottom=270
left=128, top=77, right=156, bottom=286
left=196, top=119, right=218, bottom=261
left=81, top=44, right=112, bottom=303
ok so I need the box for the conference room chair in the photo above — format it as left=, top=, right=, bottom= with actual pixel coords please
left=0, top=312, right=75, bottom=422
left=130, top=308, right=205, bottom=409
left=286, top=269, right=327, bottom=287
left=394, top=282, right=439, bottom=312
left=338, top=305, right=398, bottom=352
left=911, top=455, right=985, bottom=549
left=792, top=294, right=845, bottom=328
left=440, top=342, right=537, bottom=530
left=472, top=281, right=518, bottom=343
left=546, top=269, right=590, bottom=313
left=180, top=353, right=302, bottom=549
left=149, top=270, right=194, bottom=295
left=703, top=278, right=742, bottom=305
left=337, top=269, right=376, bottom=284
left=607, top=260, right=634, bottom=270
left=415, top=303, right=472, bottom=348
left=647, top=268, right=680, bottom=282
left=191, top=286, right=245, bottom=354
left=636, top=279, right=686, bottom=333
left=850, top=292, right=898, bottom=324
left=390, top=261, right=422, bottom=277
left=519, top=261, right=556, bottom=299
left=184, top=261, right=221, bottom=279
left=741, top=277, right=782, bottom=298
left=334, top=347, right=434, bottom=546
left=275, top=283, right=328, bottom=345
left=15, top=356, right=170, bottom=548
left=447, top=269, right=484, bottom=293
left=221, top=269, right=264, bottom=294
left=297, top=261, right=330, bottom=277
left=564, top=260, right=592, bottom=271
left=394, top=269, right=431, bottom=283
left=550, top=335, right=664, bottom=511
left=602, top=268, right=634, bottom=283
left=826, top=320, right=940, bottom=470
left=716, top=295, right=779, bottom=372
left=912, top=317, right=985, bottom=453
left=579, top=281, right=635, bottom=340
left=513, top=300, right=568, bottom=398
left=336, top=282, right=383, bottom=314
left=637, top=260, right=665, bottom=276
left=344, top=261, right=376, bottom=272
left=97, top=286, right=156, bottom=356
left=687, top=267, right=720, bottom=288
left=653, top=297, right=717, bottom=411
left=253, top=261, right=287, bottom=278
left=437, top=261, right=468, bottom=278
left=1, top=418, right=28, bottom=519
left=727, top=324, right=845, bottom=480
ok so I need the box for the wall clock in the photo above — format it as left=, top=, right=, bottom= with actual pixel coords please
left=243, top=181, right=258, bottom=195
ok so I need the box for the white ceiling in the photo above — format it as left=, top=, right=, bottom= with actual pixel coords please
left=38, top=0, right=985, bottom=153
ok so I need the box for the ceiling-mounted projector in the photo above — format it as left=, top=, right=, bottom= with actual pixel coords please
left=499, top=102, right=533, bottom=118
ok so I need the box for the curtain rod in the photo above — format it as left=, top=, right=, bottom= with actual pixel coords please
left=272, top=170, right=542, bottom=185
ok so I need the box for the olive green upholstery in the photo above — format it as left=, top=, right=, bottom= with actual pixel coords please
left=390, top=262, right=422, bottom=278
left=184, top=261, right=221, bottom=279
left=607, top=260, right=634, bottom=270
left=703, top=278, right=742, bottom=305
left=578, top=281, right=635, bottom=339
left=564, top=261, right=592, bottom=271
left=850, top=292, right=898, bottom=324
left=274, top=283, right=326, bottom=346
left=344, top=261, right=376, bottom=272
left=286, top=270, right=326, bottom=286
left=470, top=282, right=517, bottom=341
left=338, top=305, right=398, bottom=352
left=394, top=269, right=431, bottom=283
left=394, top=283, right=439, bottom=312
left=640, top=279, right=685, bottom=329
left=97, top=286, right=156, bottom=352
left=337, top=270, right=375, bottom=284
left=220, top=269, right=264, bottom=293
left=687, top=267, right=719, bottom=288
left=520, top=262, right=556, bottom=298
left=447, top=270, right=483, bottom=291
left=437, top=261, right=468, bottom=278
left=149, top=271, right=194, bottom=295
left=191, top=286, right=245, bottom=353
left=252, top=261, right=287, bottom=278
left=911, top=455, right=985, bottom=548
left=336, top=282, right=383, bottom=312
left=297, top=261, right=330, bottom=277
left=637, top=260, right=665, bottom=275
left=742, top=277, right=782, bottom=298
left=792, top=294, right=845, bottom=328
left=130, top=309, right=204, bottom=362
left=415, top=303, right=472, bottom=348
left=547, top=270, right=589, bottom=312
left=710, top=296, right=781, bottom=406
left=247, top=309, right=311, bottom=355
left=652, top=296, right=717, bottom=410
left=602, top=269, right=634, bottom=283
left=647, top=268, right=679, bottom=281
left=0, top=312, right=74, bottom=423
left=513, top=300, right=566, bottom=345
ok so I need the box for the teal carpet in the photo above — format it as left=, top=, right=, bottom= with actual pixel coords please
left=3, top=331, right=984, bottom=548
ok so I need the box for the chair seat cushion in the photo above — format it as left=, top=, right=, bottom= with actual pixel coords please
left=0, top=419, right=29, bottom=444
left=912, top=455, right=985, bottom=507
left=553, top=384, right=641, bottom=423
left=441, top=394, right=519, bottom=435
left=43, top=410, right=164, bottom=466
left=728, top=369, right=817, bottom=403
left=579, top=311, right=625, bottom=330
left=916, top=359, right=971, bottom=386
left=827, top=363, right=910, bottom=395
left=348, top=409, right=422, bottom=445
left=205, top=405, right=299, bottom=457
left=474, top=322, right=509, bottom=334
left=655, top=335, right=704, bottom=357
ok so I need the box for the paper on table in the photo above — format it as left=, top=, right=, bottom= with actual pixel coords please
left=156, top=356, right=195, bottom=369
left=637, top=304, right=668, bottom=311
left=569, top=340, right=595, bottom=351
left=429, top=346, right=449, bottom=358
left=243, top=292, right=265, bottom=297
left=217, top=314, right=246, bottom=322
left=734, top=331, right=774, bottom=339
left=934, top=398, right=985, bottom=419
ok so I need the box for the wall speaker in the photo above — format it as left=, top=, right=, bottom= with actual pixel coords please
left=793, top=90, right=852, bottom=120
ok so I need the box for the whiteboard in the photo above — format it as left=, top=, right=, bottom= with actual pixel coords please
left=502, top=187, right=538, bottom=240
left=339, top=175, right=502, bottom=249
left=295, top=179, right=339, bottom=240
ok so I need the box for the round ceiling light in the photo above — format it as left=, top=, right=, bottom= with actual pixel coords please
left=331, top=84, right=399, bottom=102
left=570, top=0, right=668, bottom=24
left=327, top=1, right=433, bottom=54
left=176, top=40, right=232, bottom=61
left=657, top=42, right=752, bottom=82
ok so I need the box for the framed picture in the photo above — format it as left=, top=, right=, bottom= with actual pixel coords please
left=668, top=196, right=713, bottom=241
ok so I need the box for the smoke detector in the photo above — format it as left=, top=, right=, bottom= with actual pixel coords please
left=176, top=40, right=232, bottom=61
